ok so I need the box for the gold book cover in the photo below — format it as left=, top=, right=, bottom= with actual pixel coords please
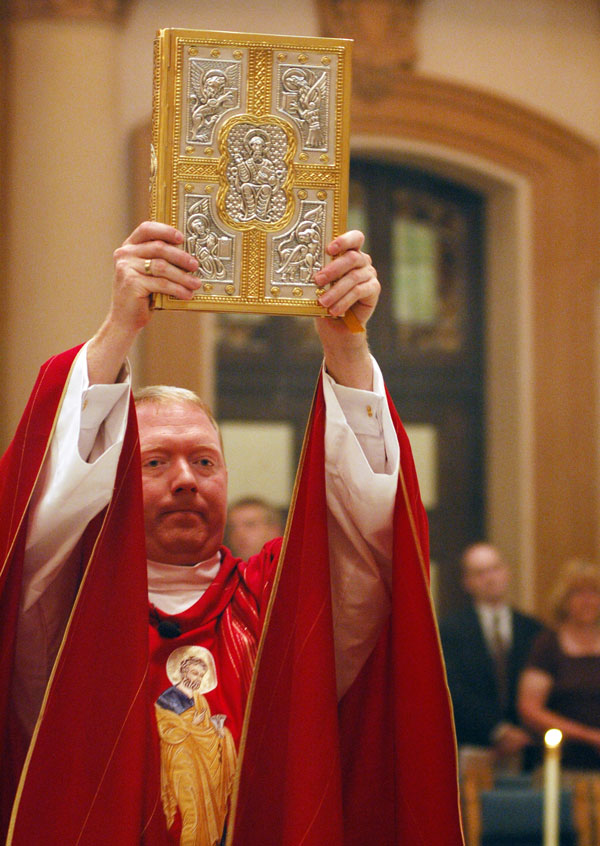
left=150, top=27, right=352, bottom=316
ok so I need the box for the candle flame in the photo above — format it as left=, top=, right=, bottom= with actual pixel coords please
left=544, top=728, right=563, bottom=748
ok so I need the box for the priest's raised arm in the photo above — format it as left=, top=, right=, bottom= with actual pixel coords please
left=0, top=221, right=464, bottom=846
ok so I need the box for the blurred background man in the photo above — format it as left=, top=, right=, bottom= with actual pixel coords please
left=226, top=496, right=285, bottom=560
left=440, top=542, right=543, bottom=770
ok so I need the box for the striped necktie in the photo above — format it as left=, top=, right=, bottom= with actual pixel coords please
left=491, top=611, right=509, bottom=712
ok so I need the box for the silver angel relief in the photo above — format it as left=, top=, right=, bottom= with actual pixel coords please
left=273, top=203, right=325, bottom=286
left=279, top=65, right=329, bottom=151
left=185, top=196, right=234, bottom=283
left=188, top=60, right=240, bottom=145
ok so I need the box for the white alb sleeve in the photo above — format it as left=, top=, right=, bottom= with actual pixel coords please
left=23, top=343, right=130, bottom=612
left=14, top=344, right=131, bottom=734
left=323, top=356, right=400, bottom=699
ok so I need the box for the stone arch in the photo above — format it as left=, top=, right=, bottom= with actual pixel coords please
left=350, top=74, right=600, bottom=611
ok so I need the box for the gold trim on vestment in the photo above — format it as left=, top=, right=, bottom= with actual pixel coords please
left=396, top=460, right=466, bottom=841
left=224, top=377, right=321, bottom=845
left=0, top=354, right=75, bottom=583
left=6, top=353, right=83, bottom=842
left=6, top=400, right=160, bottom=844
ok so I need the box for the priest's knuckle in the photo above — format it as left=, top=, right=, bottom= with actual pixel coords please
left=347, top=249, right=364, bottom=270
left=136, top=221, right=155, bottom=241
left=152, top=257, right=169, bottom=276
left=151, top=239, right=173, bottom=259
left=114, top=255, right=132, bottom=276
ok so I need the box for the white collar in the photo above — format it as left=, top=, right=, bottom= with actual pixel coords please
left=147, top=553, right=221, bottom=614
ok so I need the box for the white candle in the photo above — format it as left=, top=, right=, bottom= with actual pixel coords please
left=543, top=728, right=563, bottom=846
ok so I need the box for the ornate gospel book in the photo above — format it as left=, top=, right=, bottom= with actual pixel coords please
left=150, top=28, right=352, bottom=316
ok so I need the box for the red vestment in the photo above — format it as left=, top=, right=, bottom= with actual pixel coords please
left=149, top=543, right=281, bottom=747
left=0, top=345, right=464, bottom=845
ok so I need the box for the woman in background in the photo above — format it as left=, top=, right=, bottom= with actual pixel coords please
left=518, top=559, right=600, bottom=770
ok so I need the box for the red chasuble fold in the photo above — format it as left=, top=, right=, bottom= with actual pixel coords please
left=1, top=347, right=463, bottom=845
left=0, top=346, right=166, bottom=845
left=228, top=381, right=464, bottom=846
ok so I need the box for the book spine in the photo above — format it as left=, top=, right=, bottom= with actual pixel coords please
left=150, top=29, right=176, bottom=309
left=150, top=32, right=161, bottom=224
left=151, top=29, right=176, bottom=226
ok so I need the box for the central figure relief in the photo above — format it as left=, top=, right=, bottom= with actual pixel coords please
left=219, top=117, right=296, bottom=229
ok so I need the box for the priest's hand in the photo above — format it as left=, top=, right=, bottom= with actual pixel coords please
left=313, top=230, right=380, bottom=390
left=112, top=221, right=200, bottom=330
left=87, top=222, right=199, bottom=385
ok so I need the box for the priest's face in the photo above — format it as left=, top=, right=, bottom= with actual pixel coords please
left=137, top=400, right=228, bottom=565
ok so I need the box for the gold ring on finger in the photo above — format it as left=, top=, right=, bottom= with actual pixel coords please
left=144, top=258, right=152, bottom=275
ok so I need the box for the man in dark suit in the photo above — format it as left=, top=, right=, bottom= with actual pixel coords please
left=440, top=542, right=543, bottom=767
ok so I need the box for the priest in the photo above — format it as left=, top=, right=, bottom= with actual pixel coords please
left=0, top=222, right=464, bottom=845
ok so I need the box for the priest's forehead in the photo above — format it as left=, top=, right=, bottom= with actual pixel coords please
left=134, top=385, right=222, bottom=448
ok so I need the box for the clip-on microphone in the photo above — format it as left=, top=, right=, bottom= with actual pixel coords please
left=149, top=605, right=182, bottom=638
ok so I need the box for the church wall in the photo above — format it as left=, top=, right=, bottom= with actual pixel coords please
left=117, top=0, right=600, bottom=611
left=4, top=16, right=127, bottom=445
left=0, top=23, right=9, bottom=416
left=2, top=0, right=599, bottom=614
left=3, top=0, right=598, bottom=441
left=116, top=0, right=600, bottom=145
left=419, top=0, right=600, bottom=145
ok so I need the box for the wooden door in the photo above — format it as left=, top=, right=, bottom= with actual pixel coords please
left=217, top=158, right=486, bottom=617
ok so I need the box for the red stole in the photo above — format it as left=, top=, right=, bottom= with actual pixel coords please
left=227, top=381, right=464, bottom=845
left=0, top=346, right=464, bottom=845
left=148, top=542, right=281, bottom=746
left=0, top=346, right=166, bottom=844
